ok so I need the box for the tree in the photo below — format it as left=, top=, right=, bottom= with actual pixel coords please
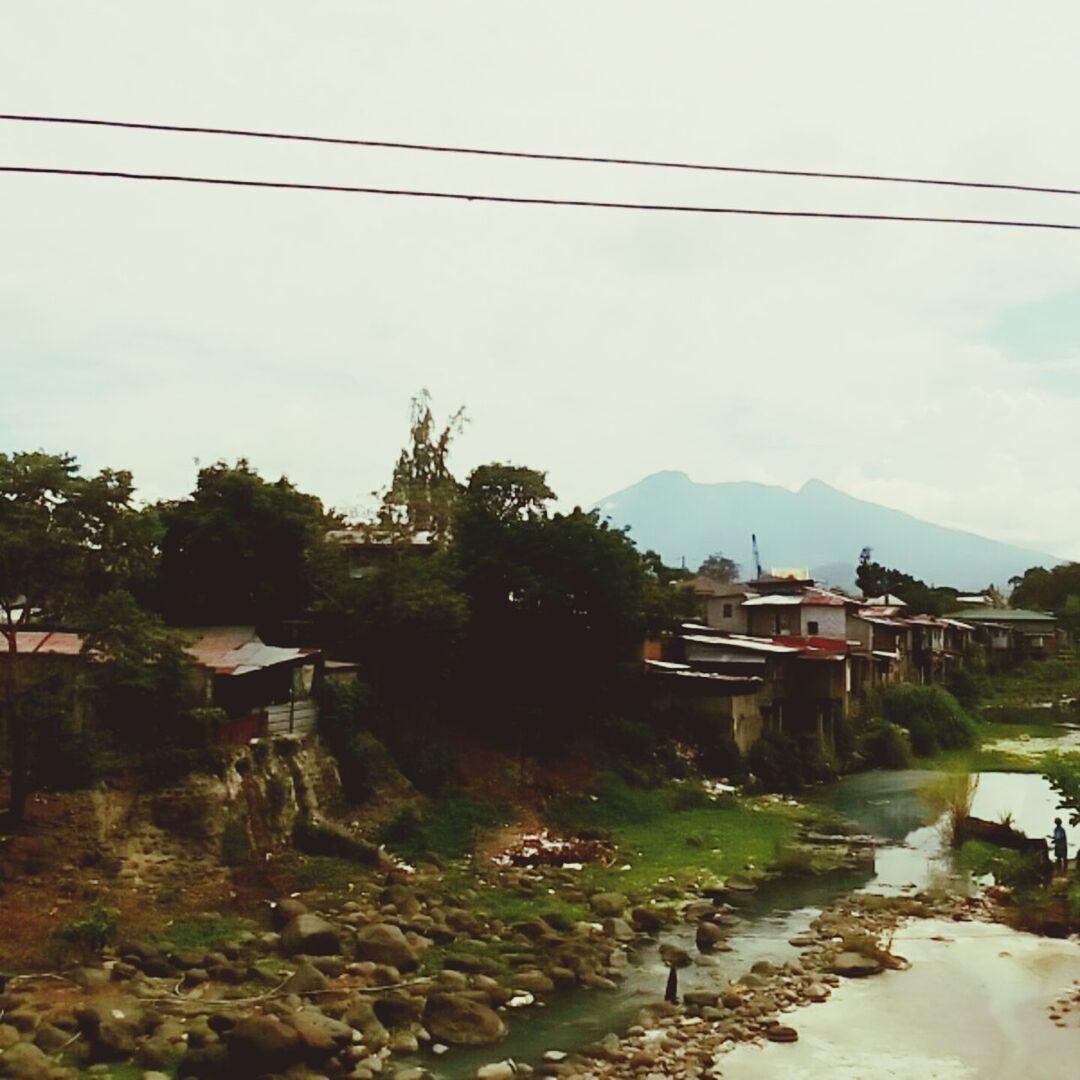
left=1044, top=752, right=1080, bottom=826
left=697, top=552, right=740, bottom=583
left=375, top=390, right=466, bottom=543
left=157, top=460, right=332, bottom=626
left=464, top=463, right=554, bottom=523
left=0, top=452, right=149, bottom=822
left=855, top=547, right=958, bottom=615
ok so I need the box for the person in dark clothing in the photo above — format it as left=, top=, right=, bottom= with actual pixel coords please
left=1052, top=817, right=1068, bottom=874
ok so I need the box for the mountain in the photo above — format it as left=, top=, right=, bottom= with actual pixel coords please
left=594, top=472, right=1061, bottom=591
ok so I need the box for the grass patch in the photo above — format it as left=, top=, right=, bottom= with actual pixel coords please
left=922, top=721, right=1064, bottom=773
left=545, top=774, right=807, bottom=897
left=472, top=885, right=590, bottom=928
left=284, top=854, right=372, bottom=893
left=160, top=914, right=252, bottom=952
left=379, top=796, right=505, bottom=863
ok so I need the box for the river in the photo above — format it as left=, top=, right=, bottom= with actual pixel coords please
left=419, top=767, right=1080, bottom=1078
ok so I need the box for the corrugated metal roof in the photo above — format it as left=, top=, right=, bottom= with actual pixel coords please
left=184, top=627, right=319, bottom=675
left=682, top=634, right=799, bottom=654
left=742, top=594, right=803, bottom=607
left=953, top=609, right=1057, bottom=623
left=0, top=631, right=84, bottom=657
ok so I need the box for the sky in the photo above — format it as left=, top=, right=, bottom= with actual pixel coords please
left=2, top=3, right=1080, bottom=556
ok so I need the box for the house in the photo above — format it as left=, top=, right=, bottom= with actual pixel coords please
left=951, top=608, right=1062, bottom=659
left=742, top=589, right=852, bottom=640
left=685, top=578, right=758, bottom=634
left=326, top=528, right=436, bottom=579
left=184, top=627, right=323, bottom=742
left=847, top=611, right=912, bottom=695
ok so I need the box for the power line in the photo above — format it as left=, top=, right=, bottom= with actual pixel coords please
left=2, top=165, right=1079, bottom=231
left=1, top=112, right=1077, bottom=200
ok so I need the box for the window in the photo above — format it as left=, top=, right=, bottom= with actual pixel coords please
left=722, top=603, right=733, bottom=618
left=807, top=620, right=820, bottom=635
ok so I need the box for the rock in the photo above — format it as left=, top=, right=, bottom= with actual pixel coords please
left=589, top=892, right=628, bottom=918
left=511, top=971, right=555, bottom=995
left=373, top=990, right=423, bottom=1028
left=343, top=1000, right=390, bottom=1050
left=766, top=1024, right=799, bottom=1042
left=477, top=1061, right=517, bottom=1079
left=683, top=990, right=719, bottom=1008
left=423, top=993, right=508, bottom=1046
left=288, top=1008, right=354, bottom=1056
left=95, top=1018, right=138, bottom=1059
left=273, top=897, right=310, bottom=928
left=805, top=983, right=829, bottom=1002
left=0, top=1042, right=51, bottom=1080
left=0, top=1026, right=18, bottom=1051
left=281, top=913, right=341, bottom=956
left=226, top=1015, right=302, bottom=1069
left=658, top=944, right=692, bottom=969
left=355, top=923, right=419, bottom=971
left=32, top=1023, right=70, bottom=1053
left=604, top=918, right=636, bottom=942
left=695, top=922, right=725, bottom=952
left=630, top=907, right=663, bottom=933
left=831, top=951, right=883, bottom=978
left=283, top=960, right=331, bottom=995
left=751, top=960, right=777, bottom=976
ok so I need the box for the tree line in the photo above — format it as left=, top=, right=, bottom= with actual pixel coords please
left=0, top=393, right=694, bottom=823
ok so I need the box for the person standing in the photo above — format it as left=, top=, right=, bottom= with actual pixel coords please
left=1052, top=817, right=1068, bottom=874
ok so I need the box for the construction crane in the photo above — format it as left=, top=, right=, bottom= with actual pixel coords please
left=751, top=534, right=763, bottom=580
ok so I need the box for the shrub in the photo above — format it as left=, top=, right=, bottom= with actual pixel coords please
left=747, top=731, right=805, bottom=792
left=56, top=903, right=120, bottom=959
left=860, top=720, right=914, bottom=769
left=335, top=731, right=393, bottom=804
left=143, top=745, right=228, bottom=785
left=945, top=669, right=987, bottom=710
left=666, top=783, right=712, bottom=812
left=220, top=818, right=251, bottom=867
left=958, top=839, right=1045, bottom=891
left=396, top=741, right=463, bottom=797
left=379, top=797, right=502, bottom=862
left=880, top=684, right=977, bottom=756
left=697, top=732, right=747, bottom=781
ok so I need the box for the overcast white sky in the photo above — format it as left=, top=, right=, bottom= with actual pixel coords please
left=3, top=3, right=1080, bottom=556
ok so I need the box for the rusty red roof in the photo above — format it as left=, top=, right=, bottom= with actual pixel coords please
left=0, top=631, right=85, bottom=656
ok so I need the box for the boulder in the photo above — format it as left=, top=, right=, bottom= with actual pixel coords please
left=273, top=897, right=310, bottom=928
left=0, top=1042, right=51, bottom=1080
left=287, top=1009, right=354, bottom=1057
left=766, top=1024, right=799, bottom=1042
left=355, top=923, right=419, bottom=971
left=281, top=913, right=341, bottom=957
left=630, top=907, right=663, bottom=933
left=423, top=993, right=508, bottom=1046
left=589, top=892, right=628, bottom=918
left=283, top=959, right=331, bottom=996
left=227, top=1015, right=302, bottom=1069
left=831, top=951, right=882, bottom=978
left=695, top=921, right=725, bottom=952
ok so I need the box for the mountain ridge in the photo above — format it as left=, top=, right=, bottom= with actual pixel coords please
left=594, top=472, right=1062, bottom=591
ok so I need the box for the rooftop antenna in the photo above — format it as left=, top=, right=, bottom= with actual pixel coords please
left=751, top=533, right=763, bottom=579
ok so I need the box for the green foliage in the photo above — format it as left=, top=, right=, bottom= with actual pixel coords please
left=375, top=389, right=466, bottom=543
left=697, top=553, right=740, bottom=582
left=880, top=684, right=977, bottom=756
left=855, top=547, right=958, bottom=614
left=318, top=680, right=392, bottom=802
left=748, top=730, right=807, bottom=792
left=395, top=741, right=464, bottom=797
left=859, top=719, right=914, bottom=769
left=220, top=818, right=251, bottom=867
left=378, top=797, right=502, bottom=862
left=465, top=463, right=554, bottom=523
left=945, top=668, right=988, bottom=710
left=161, top=914, right=251, bottom=952
left=157, top=459, right=332, bottom=625
left=56, top=903, right=120, bottom=958
left=1010, top=563, right=1080, bottom=630
left=1043, top=752, right=1080, bottom=827
left=958, top=840, right=1046, bottom=890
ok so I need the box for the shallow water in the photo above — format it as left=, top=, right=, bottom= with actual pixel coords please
left=418, top=768, right=1077, bottom=1078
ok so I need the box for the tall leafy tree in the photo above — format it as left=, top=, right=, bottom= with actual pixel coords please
left=0, top=452, right=150, bottom=822
left=157, top=460, right=332, bottom=626
left=375, top=390, right=466, bottom=543
left=697, top=552, right=740, bottom=583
